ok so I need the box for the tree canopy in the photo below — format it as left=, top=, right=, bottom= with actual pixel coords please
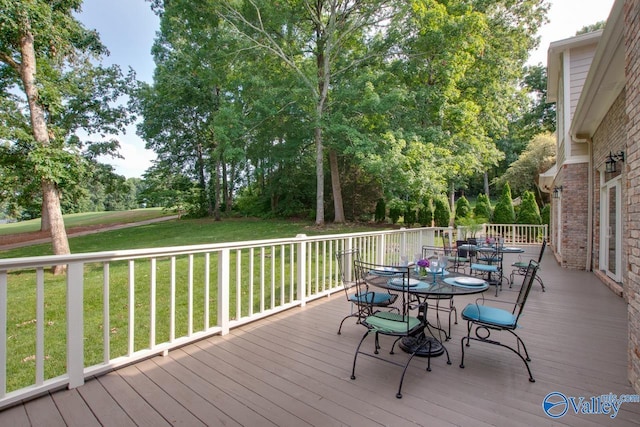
left=136, top=0, right=548, bottom=223
left=0, top=0, right=135, bottom=267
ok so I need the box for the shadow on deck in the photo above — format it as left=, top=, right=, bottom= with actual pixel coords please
left=2, top=250, right=639, bottom=426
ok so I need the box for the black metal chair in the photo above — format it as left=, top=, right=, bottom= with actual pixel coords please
left=350, top=260, right=427, bottom=398
left=443, top=242, right=469, bottom=273
left=459, top=260, right=540, bottom=382
left=335, top=249, right=398, bottom=334
left=510, top=239, right=546, bottom=291
left=420, top=245, right=457, bottom=340
left=470, top=246, right=506, bottom=296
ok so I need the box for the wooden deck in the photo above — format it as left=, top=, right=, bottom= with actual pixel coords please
left=2, top=250, right=639, bottom=426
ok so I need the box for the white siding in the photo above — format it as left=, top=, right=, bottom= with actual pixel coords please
left=568, top=43, right=598, bottom=158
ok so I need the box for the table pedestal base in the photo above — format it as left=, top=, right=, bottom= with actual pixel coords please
left=399, top=335, right=445, bottom=357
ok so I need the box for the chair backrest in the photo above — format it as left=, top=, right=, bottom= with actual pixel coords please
left=456, top=240, right=468, bottom=257
left=536, top=239, right=547, bottom=263
left=421, top=245, right=444, bottom=259
left=336, top=249, right=361, bottom=297
left=513, top=260, right=539, bottom=321
left=353, top=259, right=411, bottom=319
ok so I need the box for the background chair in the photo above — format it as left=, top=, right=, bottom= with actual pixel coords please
left=443, top=242, right=469, bottom=273
left=459, top=260, right=540, bottom=382
left=335, top=249, right=398, bottom=334
left=350, top=260, right=426, bottom=398
left=510, top=239, right=546, bottom=291
left=470, top=246, right=505, bottom=296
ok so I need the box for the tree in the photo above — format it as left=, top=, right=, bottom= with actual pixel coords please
left=496, top=133, right=556, bottom=202
left=433, top=196, right=450, bottom=227
left=374, top=199, right=386, bottom=223
left=215, top=0, right=401, bottom=225
left=516, top=191, right=541, bottom=225
left=492, top=182, right=515, bottom=224
left=0, top=1, right=133, bottom=272
left=473, top=193, right=492, bottom=221
left=455, top=196, right=471, bottom=220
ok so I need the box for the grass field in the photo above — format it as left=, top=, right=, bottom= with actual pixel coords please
left=0, top=208, right=174, bottom=236
left=0, top=215, right=384, bottom=258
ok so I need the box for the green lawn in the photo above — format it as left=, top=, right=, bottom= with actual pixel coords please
left=0, top=208, right=174, bottom=237
left=0, top=216, right=383, bottom=258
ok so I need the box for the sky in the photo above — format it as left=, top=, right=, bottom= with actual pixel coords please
left=77, top=0, right=615, bottom=178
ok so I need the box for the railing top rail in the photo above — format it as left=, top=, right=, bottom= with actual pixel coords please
left=0, top=224, right=544, bottom=270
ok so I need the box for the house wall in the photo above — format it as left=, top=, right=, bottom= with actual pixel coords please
left=550, top=42, right=598, bottom=265
left=592, top=90, right=627, bottom=282
left=569, top=45, right=598, bottom=158
left=558, top=162, right=589, bottom=269
left=624, top=0, right=640, bottom=394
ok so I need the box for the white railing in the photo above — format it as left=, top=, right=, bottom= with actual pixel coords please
left=456, top=224, right=548, bottom=245
left=0, top=226, right=458, bottom=408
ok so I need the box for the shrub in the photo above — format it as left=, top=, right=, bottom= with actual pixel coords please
left=516, top=191, right=541, bottom=224
left=404, top=206, right=416, bottom=227
left=540, top=204, right=550, bottom=226
left=492, top=183, right=515, bottom=224
left=418, top=206, right=432, bottom=227
left=388, top=200, right=404, bottom=224
left=455, top=196, right=471, bottom=220
left=473, top=193, right=492, bottom=220
left=374, top=198, right=386, bottom=223
left=433, top=196, right=450, bottom=227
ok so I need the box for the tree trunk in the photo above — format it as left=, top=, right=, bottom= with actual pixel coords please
left=195, top=142, right=212, bottom=216
left=42, top=180, right=71, bottom=273
left=315, top=124, right=325, bottom=225
left=449, top=181, right=455, bottom=227
left=19, top=14, right=70, bottom=271
left=329, top=149, right=344, bottom=223
left=214, top=156, right=222, bottom=221
left=483, top=172, right=490, bottom=198
left=225, top=162, right=235, bottom=214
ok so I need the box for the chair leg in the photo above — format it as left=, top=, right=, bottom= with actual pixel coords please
left=351, top=330, right=371, bottom=380
left=337, top=313, right=358, bottom=334
left=459, top=322, right=472, bottom=368
left=459, top=325, right=535, bottom=382
left=396, top=349, right=420, bottom=399
left=536, top=275, right=545, bottom=292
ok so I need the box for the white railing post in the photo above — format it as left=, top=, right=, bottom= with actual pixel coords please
left=0, top=271, right=6, bottom=398
left=218, top=248, right=230, bottom=335
left=296, top=235, right=307, bottom=306
left=400, top=228, right=408, bottom=259
left=67, top=262, right=84, bottom=389
left=377, top=234, right=386, bottom=264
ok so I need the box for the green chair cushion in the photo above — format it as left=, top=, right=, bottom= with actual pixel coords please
left=365, top=312, right=421, bottom=333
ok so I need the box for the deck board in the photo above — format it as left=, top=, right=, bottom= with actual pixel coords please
left=2, top=250, right=640, bottom=426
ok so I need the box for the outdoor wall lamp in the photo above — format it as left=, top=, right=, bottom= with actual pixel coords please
left=553, top=185, right=563, bottom=199
left=605, top=151, right=625, bottom=173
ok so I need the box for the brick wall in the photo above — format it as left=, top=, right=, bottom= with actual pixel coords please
left=592, top=90, right=627, bottom=276
left=624, top=0, right=640, bottom=394
left=559, top=163, right=589, bottom=269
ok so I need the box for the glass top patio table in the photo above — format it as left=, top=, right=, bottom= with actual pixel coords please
left=364, top=269, right=489, bottom=297
left=363, top=269, right=488, bottom=357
